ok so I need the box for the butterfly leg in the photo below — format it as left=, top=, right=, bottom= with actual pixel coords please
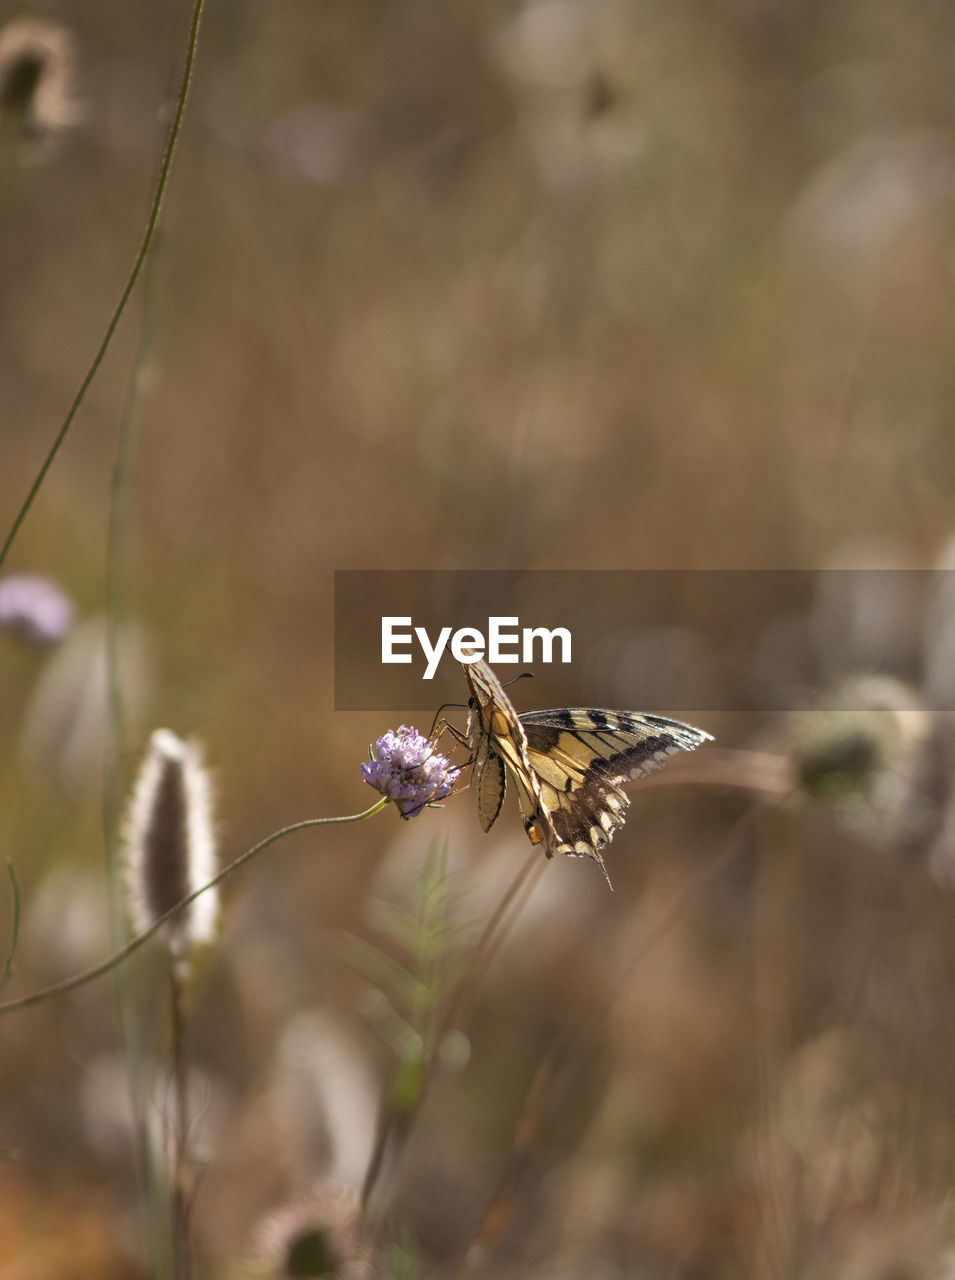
left=416, top=724, right=477, bottom=801
left=428, top=703, right=469, bottom=741
left=429, top=717, right=475, bottom=768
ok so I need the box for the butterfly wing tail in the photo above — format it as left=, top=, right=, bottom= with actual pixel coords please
left=590, top=846, right=613, bottom=891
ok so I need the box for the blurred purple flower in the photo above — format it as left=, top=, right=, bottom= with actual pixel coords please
left=361, top=726, right=459, bottom=819
left=0, top=572, right=74, bottom=643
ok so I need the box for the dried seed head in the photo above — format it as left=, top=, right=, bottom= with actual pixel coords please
left=123, top=729, right=218, bottom=956
left=255, top=1184, right=370, bottom=1279
left=0, top=17, right=81, bottom=138
left=788, top=675, right=932, bottom=848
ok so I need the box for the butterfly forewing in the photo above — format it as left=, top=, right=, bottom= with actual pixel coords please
left=460, top=657, right=712, bottom=882
left=463, top=656, right=549, bottom=845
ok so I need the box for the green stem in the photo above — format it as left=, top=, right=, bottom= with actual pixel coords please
left=102, top=233, right=171, bottom=1280
left=0, top=799, right=387, bottom=1015
left=0, top=863, right=21, bottom=995
left=0, top=0, right=206, bottom=572
left=170, top=965, right=193, bottom=1280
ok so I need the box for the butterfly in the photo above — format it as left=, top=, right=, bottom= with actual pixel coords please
left=459, top=655, right=712, bottom=887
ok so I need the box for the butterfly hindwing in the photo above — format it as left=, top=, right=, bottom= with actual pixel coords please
left=520, top=709, right=710, bottom=860
left=461, top=657, right=712, bottom=885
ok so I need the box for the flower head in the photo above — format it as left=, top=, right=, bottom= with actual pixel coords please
left=0, top=572, right=74, bottom=643
left=361, top=726, right=458, bottom=819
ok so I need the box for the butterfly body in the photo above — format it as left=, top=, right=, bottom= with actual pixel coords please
left=462, top=656, right=712, bottom=885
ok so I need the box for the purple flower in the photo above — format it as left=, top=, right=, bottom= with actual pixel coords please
left=361, top=726, right=459, bottom=819
left=0, top=573, right=74, bottom=643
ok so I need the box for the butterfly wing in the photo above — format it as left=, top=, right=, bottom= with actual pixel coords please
left=463, top=658, right=546, bottom=842
left=520, top=709, right=713, bottom=867
left=461, top=657, right=712, bottom=885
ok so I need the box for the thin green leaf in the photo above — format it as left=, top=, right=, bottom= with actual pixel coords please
left=0, top=863, right=20, bottom=995
left=340, top=933, right=431, bottom=1015
left=367, top=898, right=464, bottom=960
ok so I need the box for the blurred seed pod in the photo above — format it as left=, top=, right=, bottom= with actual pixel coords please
left=265, top=1010, right=378, bottom=1192
left=783, top=129, right=955, bottom=295
left=254, top=1181, right=371, bottom=1279
left=0, top=16, right=82, bottom=141
left=787, top=675, right=934, bottom=849
left=809, top=542, right=924, bottom=683
left=122, top=728, right=218, bottom=959
left=19, top=616, right=152, bottom=796
left=923, top=532, right=955, bottom=712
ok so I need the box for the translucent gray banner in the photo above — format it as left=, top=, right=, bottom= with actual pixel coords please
left=334, top=569, right=955, bottom=712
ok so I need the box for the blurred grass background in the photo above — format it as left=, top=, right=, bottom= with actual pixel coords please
left=3, top=0, right=955, bottom=1276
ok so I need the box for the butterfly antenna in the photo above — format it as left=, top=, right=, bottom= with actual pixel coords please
left=501, top=671, right=534, bottom=692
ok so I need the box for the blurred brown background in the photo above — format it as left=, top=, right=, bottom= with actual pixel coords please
left=3, top=0, right=955, bottom=1276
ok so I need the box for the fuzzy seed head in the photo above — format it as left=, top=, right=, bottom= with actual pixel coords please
left=123, top=729, right=218, bottom=955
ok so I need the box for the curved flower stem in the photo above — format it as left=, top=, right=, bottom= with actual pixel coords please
left=0, top=799, right=387, bottom=1015
left=0, top=0, right=206, bottom=571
